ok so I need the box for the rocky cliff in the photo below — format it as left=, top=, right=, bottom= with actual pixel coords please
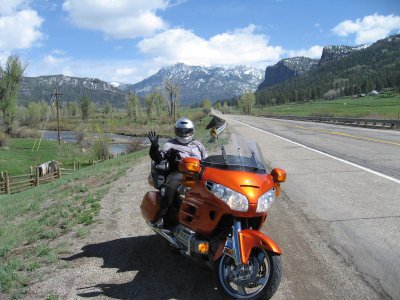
left=257, top=57, right=318, bottom=90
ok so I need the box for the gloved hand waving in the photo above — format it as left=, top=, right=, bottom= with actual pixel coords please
left=147, top=131, right=159, bottom=148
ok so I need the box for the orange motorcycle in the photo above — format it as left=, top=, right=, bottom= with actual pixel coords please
left=141, top=136, right=286, bottom=299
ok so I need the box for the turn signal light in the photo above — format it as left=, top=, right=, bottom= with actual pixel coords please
left=179, top=157, right=201, bottom=173
left=198, top=242, right=209, bottom=254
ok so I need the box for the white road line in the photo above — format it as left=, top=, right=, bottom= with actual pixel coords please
left=230, top=118, right=400, bottom=185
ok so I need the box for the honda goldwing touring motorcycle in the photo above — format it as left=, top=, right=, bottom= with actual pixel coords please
left=141, top=135, right=286, bottom=299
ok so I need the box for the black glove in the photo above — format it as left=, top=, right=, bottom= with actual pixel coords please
left=167, top=148, right=181, bottom=171
left=147, top=131, right=159, bottom=148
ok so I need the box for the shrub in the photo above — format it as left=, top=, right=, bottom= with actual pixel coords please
left=92, top=138, right=110, bottom=160
left=10, top=127, right=40, bottom=138
left=75, top=131, right=86, bottom=145
left=125, top=139, right=144, bottom=153
left=0, top=131, right=9, bottom=147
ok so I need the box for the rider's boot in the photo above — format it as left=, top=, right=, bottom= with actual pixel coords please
left=153, top=207, right=168, bottom=229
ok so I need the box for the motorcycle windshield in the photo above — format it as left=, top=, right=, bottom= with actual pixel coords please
left=203, top=134, right=266, bottom=173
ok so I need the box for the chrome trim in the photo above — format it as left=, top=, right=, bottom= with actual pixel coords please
left=146, top=221, right=180, bottom=248
left=232, top=220, right=242, bottom=265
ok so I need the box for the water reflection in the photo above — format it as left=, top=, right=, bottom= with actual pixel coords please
left=41, top=130, right=145, bottom=155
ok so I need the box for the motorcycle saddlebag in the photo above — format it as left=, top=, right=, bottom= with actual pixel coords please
left=140, top=191, right=161, bottom=222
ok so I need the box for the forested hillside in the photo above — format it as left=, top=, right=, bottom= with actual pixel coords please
left=255, top=34, right=400, bottom=105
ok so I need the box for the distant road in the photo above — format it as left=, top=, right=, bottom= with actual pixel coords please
left=229, top=115, right=400, bottom=181
left=220, top=114, right=400, bottom=299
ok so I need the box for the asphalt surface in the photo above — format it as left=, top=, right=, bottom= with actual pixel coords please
left=222, top=114, right=400, bottom=299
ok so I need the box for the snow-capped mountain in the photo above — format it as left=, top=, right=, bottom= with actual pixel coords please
left=19, top=75, right=127, bottom=107
left=318, top=44, right=369, bottom=65
left=258, top=57, right=318, bottom=90
left=123, top=63, right=264, bottom=105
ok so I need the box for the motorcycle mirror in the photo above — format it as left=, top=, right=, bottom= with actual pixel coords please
left=270, top=168, right=286, bottom=197
left=270, top=168, right=286, bottom=183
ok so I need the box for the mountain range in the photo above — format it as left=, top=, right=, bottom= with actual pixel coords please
left=123, top=63, right=264, bottom=104
left=18, top=64, right=264, bottom=107
left=17, top=34, right=400, bottom=108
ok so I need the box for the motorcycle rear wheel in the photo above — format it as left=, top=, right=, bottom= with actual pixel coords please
left=215, top=248, right=281, bottom=300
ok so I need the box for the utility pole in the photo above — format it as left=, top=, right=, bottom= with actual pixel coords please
left=53, top=89, right=63, bottom=146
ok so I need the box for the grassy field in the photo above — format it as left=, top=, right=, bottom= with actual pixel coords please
left=0, top=139, right=97, bottom=176
left=257, top=92, right=400, bottom=119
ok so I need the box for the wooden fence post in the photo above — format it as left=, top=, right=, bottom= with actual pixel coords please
left=73, top=161, right=76, bottom=171
left=35, top=166, right=40, bottom=186
left=56, top=164, right=61, bottom=179
left=5, top=171, right=10, bottom=195
left=78, top=162, right=81, bottom=170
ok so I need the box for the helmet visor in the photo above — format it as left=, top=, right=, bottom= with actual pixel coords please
left=175, top=127, right=194, bottom=137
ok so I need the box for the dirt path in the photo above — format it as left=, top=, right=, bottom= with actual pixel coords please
left=27, top=157, right=221, bottom=299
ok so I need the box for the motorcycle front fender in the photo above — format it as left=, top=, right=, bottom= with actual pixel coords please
left=238, top=229, right=282, bottom=264
left=213, top=229, right=282, bottom=264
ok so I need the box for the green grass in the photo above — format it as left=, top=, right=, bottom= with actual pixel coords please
left=0, top=149, right=147, bottom=298
left=0, top=139, right=96, bottom=176
left=257, top=92, right=400, bottom=119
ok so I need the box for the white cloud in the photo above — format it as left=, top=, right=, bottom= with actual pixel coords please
left=62, top=0, right=168, bottom=39
left=26, top=56, right=153, bottom=84
left=115, top=67, right=137, bottom=76
left=0, top=51, right=10, bottom=64
left=286, top=45, right=323, bottom=59
left=0, top=9, right=43, bottom=50
left=43, top=54, right=68, bottom=65
left=138, top=25, right=283, bottom=67
left=0, top=0, right=27, bottom=15
left=314, top=23, right=323, bottom=33
left=332, top=13, right=400, bottom=44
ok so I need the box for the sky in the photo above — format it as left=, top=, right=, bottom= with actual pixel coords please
left=0, top=0, right=399, bottom=84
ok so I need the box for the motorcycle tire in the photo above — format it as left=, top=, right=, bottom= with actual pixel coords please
left=215, top=248, right=281, bottom=300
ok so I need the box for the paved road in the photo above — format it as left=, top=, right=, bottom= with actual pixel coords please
left=221, top=114, right=400, bottom=299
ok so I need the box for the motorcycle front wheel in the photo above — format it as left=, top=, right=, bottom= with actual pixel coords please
left=215, top=248, right=281, bottom=300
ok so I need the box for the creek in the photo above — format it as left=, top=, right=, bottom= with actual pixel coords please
left=41, top=130, right=146, bottom=155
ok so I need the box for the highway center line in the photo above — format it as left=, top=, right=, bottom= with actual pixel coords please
left=229, top=117, right=400, bottom=185
left=268, top=120, right=400, bottom=147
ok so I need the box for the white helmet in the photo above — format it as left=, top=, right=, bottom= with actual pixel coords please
left=175, top=117, right=195, bottom=144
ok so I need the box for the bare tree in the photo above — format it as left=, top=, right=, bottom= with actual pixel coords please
left=164, top=79, right=179, bottom=121
left=126, top=91, right=141, bottom=122
left=145, top=92, right=157, bottom=119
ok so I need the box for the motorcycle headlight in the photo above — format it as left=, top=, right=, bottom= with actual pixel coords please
left=256, top=189, right=276, bottom=212
left=206, top=181, right=248, bottom=212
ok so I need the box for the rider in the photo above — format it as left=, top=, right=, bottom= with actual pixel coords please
left=148, top=117, right=208, bottom=227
